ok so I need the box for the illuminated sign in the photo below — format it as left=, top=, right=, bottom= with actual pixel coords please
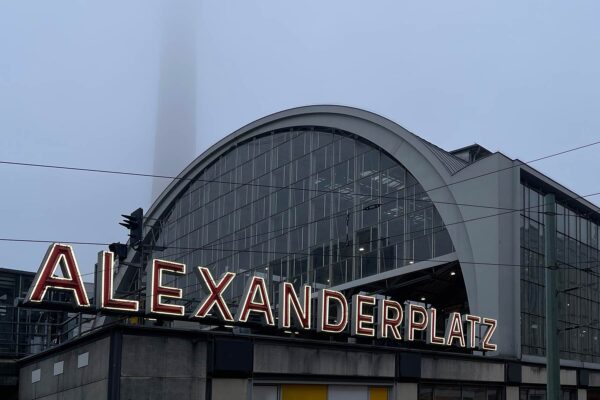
left=24, top=244, right=498, bottom=351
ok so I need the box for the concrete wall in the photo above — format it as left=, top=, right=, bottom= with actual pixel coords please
left=212, top=378, right=250, bottom=400
left=18, top=336, right=110, bottom=400
left=394, top=383, right=417, bottom=400
left=444, top=153, right=522, bottom=358
left=506, top=386, right=519, bottom=400
left=253, top=342, right=395, bottom=377
left=590, top=371, right=600, bottom=387
left=420, top=356, right=505, bottom=382
left=521, top=364, right=578, bottom=386
left=119, top=334, right=207, bottom=399
left=17, top=327, right=600, bottom=400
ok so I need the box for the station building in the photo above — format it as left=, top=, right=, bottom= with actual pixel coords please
left=16, top=106, right=600, bottom=400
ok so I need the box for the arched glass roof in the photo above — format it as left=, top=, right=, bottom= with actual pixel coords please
left=145, top=126, right=454, bottom=310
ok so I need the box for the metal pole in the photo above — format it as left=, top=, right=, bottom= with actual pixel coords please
left=544, top=193, right=560, bottom=400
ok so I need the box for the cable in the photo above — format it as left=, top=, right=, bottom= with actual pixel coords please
left=135, top=191, right=600, bottom=258
left=148, top=202, right=579, bottom=260
left=1, top=139, right=598, bottom=214
left=0, top=238, right=108, bottom=246
left=11, top=228, right=599, bottom=287
left=3, top=138, right=599, bottom=264
left=3, top=192, right=600, bottom=270
left=95, top=253, right=600, bottom=305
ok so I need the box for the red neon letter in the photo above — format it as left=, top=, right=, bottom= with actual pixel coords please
left=192, top=267, right=235, bottom=321
left=464, top=314, right=482, bottom=348
left=351, top=294, right=376, bottom=337
left=96, top=251, right=139, bottom=311
left=445, top=312, right=466, bottom=347
left=426, top=308, right=446, bottom=345
left=404, top=302, right=428, bottom=341
left=26, top=243, right=90, bottom=307
left=146, top=259, right=186, bottom=316
left=481, top=317, right=498, bottom=351
left=278, top=283, right=311, bottom=329
left=235, top=276, right=274, bottom=325
left=377, top=299, right=403, bottom=340
left=317, top=289, right=348, bottom=333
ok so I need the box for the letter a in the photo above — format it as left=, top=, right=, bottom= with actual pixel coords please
left=26, top=243, right=90, bottom=307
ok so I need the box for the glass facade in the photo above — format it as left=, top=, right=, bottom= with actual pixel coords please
left=149, top=127, right=454, bottom=312
left=520, top=182, right=600, bottom=362
left=0, top=269, right=66, bottom=358
left=419, top=384, right=503, bottom=400
left=519, top=387, right=577, bottom=400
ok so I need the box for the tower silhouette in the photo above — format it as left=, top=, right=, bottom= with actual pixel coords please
left=152, top=1, right=197, bottom=201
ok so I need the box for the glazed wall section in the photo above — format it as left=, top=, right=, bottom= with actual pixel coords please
left=147, top=128, right=454, bottom=315
left=520, top=182, right=600, bottom=362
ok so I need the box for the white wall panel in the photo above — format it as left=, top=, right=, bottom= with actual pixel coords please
left=254, top=385, right=278, bottom=400
left=328, top=385, right=368, bottom=400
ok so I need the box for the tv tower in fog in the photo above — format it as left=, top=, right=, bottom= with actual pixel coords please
left=152, top=1, right=198, bottom=201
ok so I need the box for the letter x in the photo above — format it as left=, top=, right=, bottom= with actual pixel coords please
left=193, top=267, right=235, bottom=321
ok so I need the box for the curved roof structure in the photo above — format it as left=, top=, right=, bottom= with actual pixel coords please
left=130, top=105, right=523, bottom=357
left=147, top=105, right=472, bottom=245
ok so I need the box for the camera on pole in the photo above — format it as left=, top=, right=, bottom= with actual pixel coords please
left=119, top=208, right=143, bottom=248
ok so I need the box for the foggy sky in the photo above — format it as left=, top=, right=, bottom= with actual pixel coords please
left=1, top=0, right=599, bottom=277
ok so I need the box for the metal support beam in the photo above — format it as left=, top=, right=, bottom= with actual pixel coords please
left=545, top=193, right=560, bottom=399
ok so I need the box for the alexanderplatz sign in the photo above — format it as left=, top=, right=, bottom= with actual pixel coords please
left=24, top=243, right=498, bottom=351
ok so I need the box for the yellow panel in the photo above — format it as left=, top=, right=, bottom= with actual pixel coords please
left=282, top=384, right=327, bottom=400
left=369, top=387, right=389, bottom=400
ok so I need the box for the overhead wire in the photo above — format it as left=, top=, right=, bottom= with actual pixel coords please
left=4, top=137, right=598, bottom=258
left=2, top=137, right=599, bottom=266
left=0, top=139, right=598, bottom=216
left=2, top=191, right=600, bottom=274
left=2, top=139, right=600, bottom=302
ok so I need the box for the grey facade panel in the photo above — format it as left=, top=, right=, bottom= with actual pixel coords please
left=253, top=342, right=395, bottom=377
left=211, top=378, right=249, bottom=400
left=420, top=356, right=505, bottom=382
left=120, top=334, right=207, bottom=378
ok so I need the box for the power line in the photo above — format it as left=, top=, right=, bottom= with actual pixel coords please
left=5, top=208, right=600, bottom=285
left=3, top=138, right=599, bottom=257
left=0, top=156, right=513, bottom=214
left=1, top=139, right=598, bottom=214
left=141, top=191, right=600, bottom=257
left=2, top=191, right=599, bottom=263
left=22, top=238, right=600, bottom=285
left=54, top=253, right=600, bottom=303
